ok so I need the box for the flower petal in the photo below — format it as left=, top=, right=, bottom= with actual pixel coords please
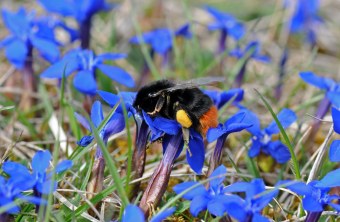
left=241, top=109, right=262, bottom=135
left=190, top=195, right=210, bottom=217
left=55, top=160, right=73, bottom=173
left=2, top=161, right=31, bottom=178
left=302, top=195, right=324, bottom=212
left=97, top=64, right=135, bottom=88
left=315, top=168, right=340, bottom=188
left=73, top=70, right=97, bottom=95
left=187, top=130, right=205, bottom=174
left=4, top=39, right=28, bottom=69
left=175, top=23, right=192, bottom=38
left=40, top=57, right=79, bottom=78
left=267, top=141, right=291, bottom=164
left=300, top=71, right=335, bottom=90
left=95, top=53, right=127, bottom=62
left=122, top=204, right=145, bottom=222
left=252, top=213, right=270, bottom=222
left=248, top=139, right=261, bottom=158
left=32, top=150, right=52, bottom=174
left=150, top=207, right=176, bottom=222
left=332, top=107, right=340, bottom=134
left=209, top=165, right=227, bottom=191
left=207, top=124, right=225, bottom=143
left=225, top=201, right=247, bottom=221
left=91, top=101, right=104, bottom=128
left=30, top=35, right=59, bottom=62
left=97, top=90, right=120, bottom=107
left=173, top=181, right=207, bottom=200
left=265, top=108, right=297, bottom=135
left=74, top=112, right=91, bottom=131
left=329, top=140, right=340, bottom=162
left=327, top=92, right=340, bottom=109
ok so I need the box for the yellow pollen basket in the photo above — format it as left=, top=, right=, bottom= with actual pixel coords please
left=176, top=109, right=192, bottom=128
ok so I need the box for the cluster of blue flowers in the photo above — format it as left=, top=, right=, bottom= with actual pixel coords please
left=0, top=150, right=72, bottom=218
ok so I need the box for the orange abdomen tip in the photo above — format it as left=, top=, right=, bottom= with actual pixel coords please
left=199, top=106, right=218, bottom=136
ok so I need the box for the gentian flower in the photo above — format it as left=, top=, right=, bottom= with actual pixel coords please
left=207, top=111, right=252, bottom=175
left=39, top=0, right=114, bottom=48
left=0, top=8, right=60, bottom=68
left=130, top=24, right=192, bottom=58
left=173, top=165, right=240, bottom=217
left=75, top=100, right=125, bottom=151
left=0, top=175, right=37, bottom=217
left=75, top=100, right=125, bottom=197
left=242, top=108, right=297, bottom=163
left=98, top=90, right=145, bottom=199
left=287, top=168, right=340, bottom=222
left=40, top=49, right=135, bottom=95
left=300, top=72, right=339, bottom=145
left=290, top=0, right=322, bottom=46
left=223, top=178, right=279, bottom=222
left=204, top=6, right=245, bottom=53
left=139, top=111, right=206, bottom=215
left=122, top=204, right=175, bottom=222
left=2, top=150, right=72, bottom=195
left=204, top=88, right=244, bottom=109
left=230, top=41, right=270, bottom=88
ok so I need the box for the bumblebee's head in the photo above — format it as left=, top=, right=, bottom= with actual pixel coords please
left=133, top=80, right=175, bottom=113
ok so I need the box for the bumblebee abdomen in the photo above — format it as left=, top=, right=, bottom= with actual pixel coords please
left=199, top=105, right=218, bottom=135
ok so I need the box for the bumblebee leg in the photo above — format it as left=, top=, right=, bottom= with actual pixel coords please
left=147, top=94, right=165, bottom=116
left=182, top=127, right=192, bottom=157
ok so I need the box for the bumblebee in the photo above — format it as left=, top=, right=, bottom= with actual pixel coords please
left=133, top=77, right=222, bottom=141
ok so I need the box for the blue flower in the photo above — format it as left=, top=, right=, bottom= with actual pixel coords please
left=290, top=0, right=322, bottom=45
left=300, top=72, right=339, bottom=95
left=98, top=90, right=137, bottom=116
left=204, top=88, right=244, bottom=109
left=229, top=41, right=270, bottom=63
left=0, top=175, right=37, bottom=214
left=173, top=165, right=241, bottom=217
left=241, top=108, right=297, bottom=163
left=40, top=49, right=135, bottom=95
left=130, top=24, right=192, bottom=56
left=223, top=179, right=279, bottom=222
left=143, top=111, right=205, bottom=174
left=287, top=169, right=340, bottom=212
left=122, top=204, right=175, bottom=222
left=230, top=41, right=270, bottom=88
left=205, top=6, right=245, bottom=42
left=0, top=8, right=60, bottom=68
left=75, top=100, right=126, bottom=148
left=2, top=150, right=72, bottom=195
left=38, top=0, right=113, bottom=23
left=206, top=111, right=252, bottom=174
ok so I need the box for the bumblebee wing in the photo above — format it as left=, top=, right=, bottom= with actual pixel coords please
left=149, top=77, right=225, bottom=97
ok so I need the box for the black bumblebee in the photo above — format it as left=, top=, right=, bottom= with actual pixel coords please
left=133, top=77, right=223, bottom=139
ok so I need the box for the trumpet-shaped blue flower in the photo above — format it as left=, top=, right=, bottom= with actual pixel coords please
left=2, top=150, right=72, bottom=195
left=241, top=108, right=297, bottom=163
left=40, top=49, right=135, bottom=95
left=223, top=179, right=279, bottom=222
left=0, top=8, right=60, bottom=68
left=130, top=24, right=192, bottom=56
left=143, top=111, right=204, bottom=174
left=122, top=204, right=175, bottom=222
left=290, top=0, right=322, bottom=45
left=287, top=169, right=340, bottom=212
left=39, top=0, right=113, bottom=23
left=75, top=100, right=125, bottom=150
left=174, top=165, right=241, bottom=217
left=230, top=41, right=270, bottom=63
left=300, top=72, right=339, bottom=95
left=230, top=41, right=270, bottom=88
left=0, top=175, right=37, bottom=214
left=204, top=88, right=244, bottom=109
left=205, top=6, right=245, bottom=41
